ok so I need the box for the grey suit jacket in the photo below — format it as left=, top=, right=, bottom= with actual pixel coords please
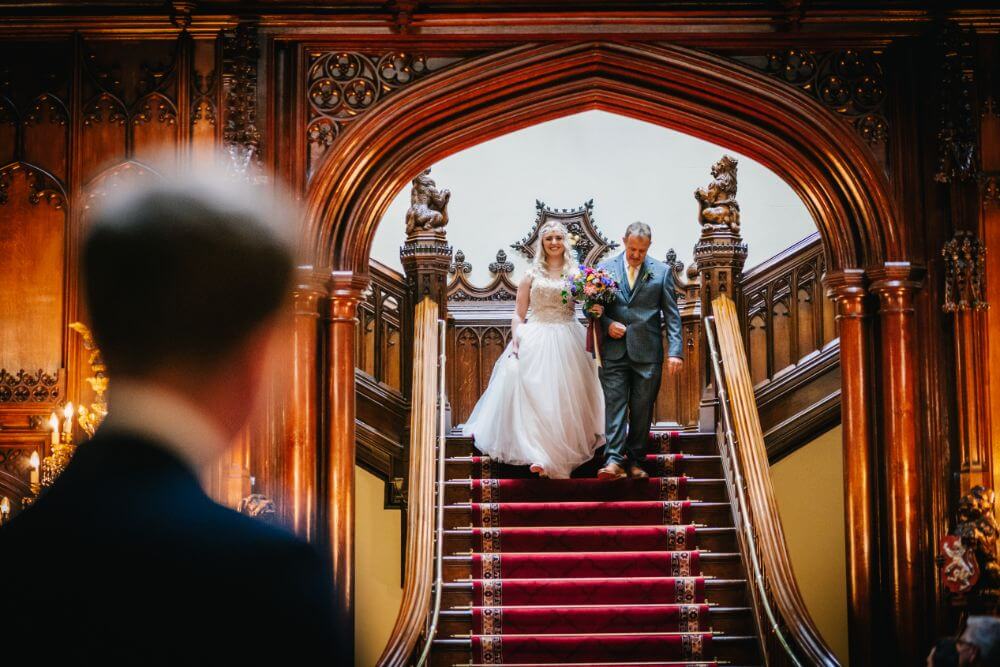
left=597, top=252, right=683, bottom=364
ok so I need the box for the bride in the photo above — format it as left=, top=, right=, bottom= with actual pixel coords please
left=461, top=220, right=606, bottom=479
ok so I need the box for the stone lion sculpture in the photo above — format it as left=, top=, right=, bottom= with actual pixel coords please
left=695, top=155, right=741, bottom=234
left=405, top=168, right=451, bottom=235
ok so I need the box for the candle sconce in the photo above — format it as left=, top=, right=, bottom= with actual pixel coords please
left=69, top=322, right=108, bottom=438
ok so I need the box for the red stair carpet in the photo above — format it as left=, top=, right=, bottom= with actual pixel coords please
left=458, top=431, right=727, bottom=666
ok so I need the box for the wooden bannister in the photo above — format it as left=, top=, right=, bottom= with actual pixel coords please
left=708, top=293, right=838, bottom=666
left=377, top=297, right=439, bottom=667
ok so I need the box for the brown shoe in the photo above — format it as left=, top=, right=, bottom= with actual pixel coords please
left=627, top=462, right=649, bottom=479
left=597, top=462, right=627, bottom=480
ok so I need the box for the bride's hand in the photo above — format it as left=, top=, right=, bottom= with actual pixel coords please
left=588, top=304, right=604, bottom=317
left=511, top=331, right=521, bottom=357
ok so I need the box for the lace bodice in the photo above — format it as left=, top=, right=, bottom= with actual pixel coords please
left=528, top=268, right=576, bottom=324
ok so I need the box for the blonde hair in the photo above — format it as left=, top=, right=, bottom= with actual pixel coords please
left=532, top=220, right=575, bottom=276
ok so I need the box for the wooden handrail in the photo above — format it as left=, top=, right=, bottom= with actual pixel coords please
left=709, top=294, right=839, bottom=666
left=377, top=297, right=439, bottom=667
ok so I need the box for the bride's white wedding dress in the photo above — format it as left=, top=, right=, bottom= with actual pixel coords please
left=461, top=267, right=606, bottom=479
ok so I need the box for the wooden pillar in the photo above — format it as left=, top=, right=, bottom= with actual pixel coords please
left=325, top=270, right=367, bottom=663
left=869, top=262, right=926, bottom=663
left=283, top=266, right=327, bottom=540
left=824, top=268, right=877, bottom=667
left=694, top=220, right=746, bottom=429
left=942, top=233, right=991, bottom=491
left=400, top=230, right=452, bottom=313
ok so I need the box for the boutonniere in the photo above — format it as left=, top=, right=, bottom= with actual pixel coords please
left=643, top=270, right=654, bottom=283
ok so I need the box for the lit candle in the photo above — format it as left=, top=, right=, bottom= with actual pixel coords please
left=48, top=412, right=59, bottom=446
left=62, top=402, right=74, bottom=434
left=29, top=451, right=40, bottom=486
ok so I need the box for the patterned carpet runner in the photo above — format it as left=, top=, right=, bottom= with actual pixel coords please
left=462, top=431, right=720, bottom=665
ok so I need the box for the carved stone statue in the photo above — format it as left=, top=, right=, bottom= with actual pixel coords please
left=695, top=155, right=741, bottom=234
left=405, top=168, right=450, bottom=235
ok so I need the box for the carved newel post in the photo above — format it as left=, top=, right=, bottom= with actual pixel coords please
left=693, top=156, right=747, bottom=426
left=943, top=232, right=991, bottom=491
left=400, top=168, right=452, bottom=312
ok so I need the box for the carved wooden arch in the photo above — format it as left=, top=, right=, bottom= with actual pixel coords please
left=304, top=41, right=900, bottom=275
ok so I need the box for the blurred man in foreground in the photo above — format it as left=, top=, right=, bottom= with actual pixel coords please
left=0, top=167, right=341, bottom=664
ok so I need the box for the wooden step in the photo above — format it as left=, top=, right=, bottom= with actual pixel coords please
left=443, top=526, right=739, bottom=554
left=446, top=455, right=724, bottom=479
left=446, top=431, right=721, bottom=459
left=436, top=605, right=757, bottom=637
left=429, top=634, right=760, bottom=666
left=443, top=478, right=729, bottom=504
left=443, top=501, right=734, bottom=529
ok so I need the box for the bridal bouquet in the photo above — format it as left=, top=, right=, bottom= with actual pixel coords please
left=562, top=265, right=619, bottom=365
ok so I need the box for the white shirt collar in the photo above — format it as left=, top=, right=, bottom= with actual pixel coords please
left=100, top=379, right=230, bottom=471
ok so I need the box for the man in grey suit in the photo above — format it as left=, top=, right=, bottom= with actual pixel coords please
left=590, top=222, right=683, bottom=480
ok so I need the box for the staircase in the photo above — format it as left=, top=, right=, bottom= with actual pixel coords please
left=429, top=430, right=762, bottom=666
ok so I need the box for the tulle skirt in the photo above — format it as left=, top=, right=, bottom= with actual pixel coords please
left=461, top=320, right=606, bottom=479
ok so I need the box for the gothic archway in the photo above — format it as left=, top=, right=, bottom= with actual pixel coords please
left=301, top=41, right=910, bottom=662
left=305, top=41, right=900, bottom=275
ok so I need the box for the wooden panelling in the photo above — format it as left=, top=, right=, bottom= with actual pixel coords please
left=0, top=165, right=66, bottom=372
left=741, top=233, right=834, bottom=389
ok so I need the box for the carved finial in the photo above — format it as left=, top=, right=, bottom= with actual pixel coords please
left=666, top=248, right=677, bottom=266
left=694, top=155, right=741, bottom=234
left=489, top=249, right=514, bottom=275
left=942, top=231, right=988, bottom=312
left=405, top=167, right=450, bottom=236
left=449, top=249, right=472, bottom=275
left=535, top=199, right=546, bottom=213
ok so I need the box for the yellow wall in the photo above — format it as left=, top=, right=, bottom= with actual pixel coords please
left=355, top=465, right=404, bottom=667
left=770, top=425, right=849, bottom=664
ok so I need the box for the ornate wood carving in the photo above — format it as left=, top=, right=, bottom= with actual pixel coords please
left=306, top=51, right=459, bottom=177
left=934, top=21, right=978, bottom=185
left=448, top=249, right=518, bottom=303
left=489, top=249, right=514, bottom=275
left=0, top=369, right=62, bottom=404
left=511, top=199, right=618, bottom=267
left=943, top=231, right=987, bottom=312
left=748, top=49, right=888, bottom=159
left=222, top=23, right=261, bottom=169
left=940, top=486, right=1000, bottom=613
left=448, top=249, right=471, bottom=276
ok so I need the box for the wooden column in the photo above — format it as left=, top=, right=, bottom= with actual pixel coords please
left=869, top=262, right=926, bottom=663
left=400, top=230, right=452, bottom=313
left=283, top=267, right=327, bottom=540
left=694, top=222, right=747, bottom=429
left=942, top=233, right=991, bottom=491
left=825, top=268, right=877, bottom=667
left=325, top=270, right=367, bottom=662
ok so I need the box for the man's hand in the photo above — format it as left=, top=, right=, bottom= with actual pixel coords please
left=608, top=322, right=626, bottom=339
left=667, top=357, right=683, bottom=375
left=588, top=304, right=604, bottom=317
